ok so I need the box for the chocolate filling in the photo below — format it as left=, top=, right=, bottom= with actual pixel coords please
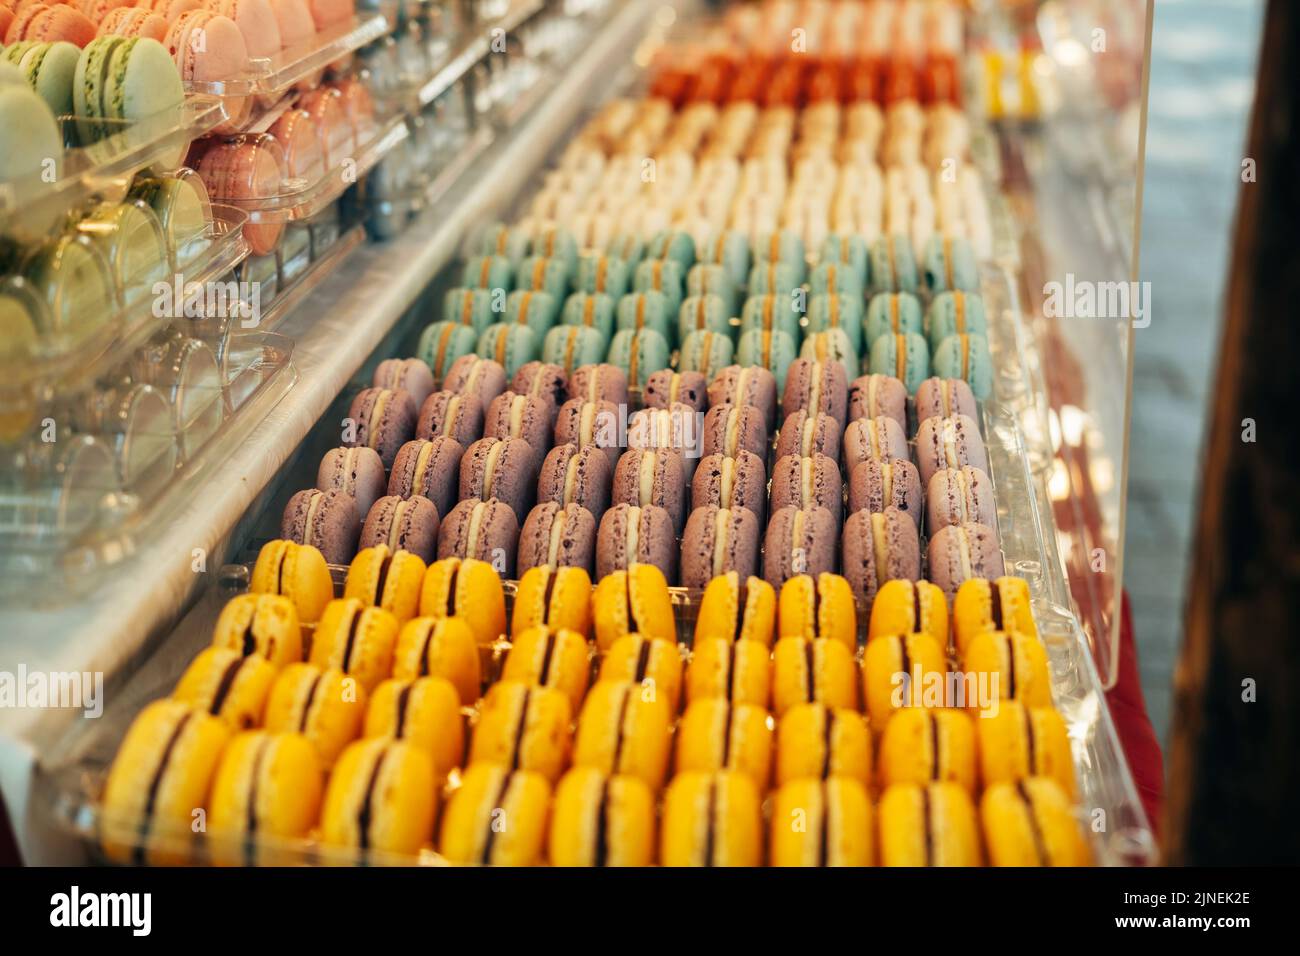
left=394, top=682, right=415, bottom=738
left=804, top=641, right=816, bottom=703
left=274, top=547, right=288, bottom=596
left=340, top=605, right=365, bottom=676
left=373, top=552, right=394, bottom=608
left=817, top=782, right=831, bottom=868
left=356, top=746, right=390, bottom=854
left=625, top=572, right=646, bottom=635
left=989, top=580, right=1003, bottom=630
left=1017, top=780, right=1049, bottom=865
left=593, top=777, right=612, bottom=868
left=298, top=672, right=324, bottom=732
left=720, top=702, right=734, bottom=768
left=481, top=770, right=515, bottom=865
left=811, top=578, right=823, bottom=639
left=1023, top=705, right=1037, bottom=775
left=508, top=687, right=533, bottom=770
left=725, top=643, right=737, bottom=701
left=444, top=565, right=462, bottom=619
left=417, top=622, right=436, bottom=677
left=897, top=635, right=912, bottom=704
left=1003, top=634, right=1017, bottom=699
left=911, top=582, right=922, bottom=633
left=540, top=567, right=560, bottom=626
left=703, top=778, right=718, bottom=867
left=134, top=711, right=195, bottom=865
left=820, top=708, right=834, bottom=778
left=732, top=581, right=748, bottom=643
left=244, top=736, right=271, bottom=866
left=240, top=608, right=259, bottom=658
left=921, top=786, right=934, bottom=866
left=928, top=711, right=941, bottom=781
left=209, top=656, right=246, bottom=718
left=538, top=630, right=558, bottom=687
left=609, top=684, right=633, bottom=774
left=634, top=638, right=652, bottom=683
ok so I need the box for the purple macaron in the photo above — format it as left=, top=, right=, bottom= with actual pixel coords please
left=569, top=363, right=629, bottom=407
left=701, top=403, right=768, bottom=462
left=840, top=506, right=922, bottom=604
left=360, top=495, right=441, bottom=563
left=848, top=458, right=924, bottom=528
left=317, top=445, right=387, bottom=522
left=927, top=465, right=997, bottom=532
left=848, top=374, right=908, bottom=431
left=416, top=390, right=484, bottom=448
left=536, top=442, right=612, bottom=523
left=915, top=377, right=978, bottom=423
left=388, top=437, right=465, bottom=519
left=782, top=358, right=848, bottom=427
left=459, top=436, right=537, bottom=522
left=691, top=450, right=767, bottom=521
left=627, top=404, right=704, bottom=479
left=554, top=397, right=621, bottom=472
left=769, top=453, right=843, bottom=526
left=927, top=522, right=1005, bottom=601
left=679, top=504, right=761, bottom=589
left=517, top=502, right=597, bottom=574
left=438, top=498, right=521, bottom=577
left=484, top=391, right=553, bottom=468
left=842, top=416, right=910, bottom=474
left=347, top=388, right=418, bottom=470
left=281, top=488, right=360, bottom=565
left=644, top=370, right=708, bottom=412
left=511, top=361, right=570, bottom=422
left=762, top=506, right=837, bottom=588
left=595, top=503, right=678, bottom=583
left=373, top=358, right=435, bottom=409
left=914, top=414, right=988, bottom=488
left=443, top=355, right=508, bottom=408
left=774, top=409, right=840, bottom=463
left=613, top=448, right=688, bottom=535
left=707, top=365, right=778, bottom=431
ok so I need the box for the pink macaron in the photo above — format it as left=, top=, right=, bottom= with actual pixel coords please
left=96, top=7, right=170, bottom=41
left=206, top=0, right=282, bottom=59
left=196, top=134, right=286, bottom=256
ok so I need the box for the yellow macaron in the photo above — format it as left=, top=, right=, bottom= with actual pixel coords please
left=250, top=539, right=334, bottom=624
left=771, top=636, right=858, bottom=717
left=592, top=564, right=676, bottom=651
left=777, top=573, right=858, bottom=651
left=572, top=680, right=672, bottom=791
left=693, top=572, right=776, bottom=647
left=952, top=576, right=1038, bottom=655
left=208, top=730, right=323, bottom=865
left=511, top=565, right=593, bottom=637
left=867, top=579, right=949, bottom=649
left=500, top=625, right=592, bottom=714
left=861, top=632, right=948, bottom=730
left=598, top=633, right=684, bottom=714
left=343, top=545, right=428, bottom=625
left=548, top=767, right=656, bottom=867
left=390, top=615, right=481, bottom=706
left=975, top=701, right=1076, bottom=798
left=308, top=598, right=400, bottom=695
left=962, top=630, right=1053, bottom=712
left=770, top=777, right=874, bottom=867
left=319, top=738, right=437, bottom=859
left=263, top=663, right=368, bottom=770
left=660, top=770, right=763, bottom=867
left=981, top=777, right=1091, bottom=866
left=418, top=557, right=507, bottom=647
left=685, top=636, right=772, bottom=709
left=439, top=763, right=552, bottom=866
left=774, top=702, right=872, bottom=787
left=469, top=681, right=572, bottom=783
left=878, top=707, right=977, bottom=793
left=877, top=782, right=982, bottom=866
left=210, top=593, right=303, bottom=668
left=674, top=698, right=772, bottom=788
left=364, top=676, right=465, bottom=778
left=172, top=647, right=278, bottom=730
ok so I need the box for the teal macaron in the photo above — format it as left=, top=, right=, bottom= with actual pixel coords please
left=740, top=294, right=802, bottom=345
left=607, top=327, right=671, bottom=392
left=574, top=254, right=631, bottom=300
left=528, top=226, right=579, bottom=276
left=505, top=289, right=559, bottom=338
left=926, top=290, right=989, bottom=352
left=516, top=256, right=570, bottom=300
left=868, top=331, right=931, bottom=395
left=818, top=234, right=869, bottom=287
left=616, top=291, right=675, bottom=346
left=800, top=329, right=859, bottom=385
left=922, top=236, right=980, bottom=294
left=633, top=258, right=685, bottom=319
left=746, top=261, right=801, bottom=301
left=645, top=230, right=696, bottom=272
left=462, top=254, right=514, bottom=292
left=869, top=235, right=920, bottom=296
left=478, top=222, right=530, bottom=264
left=686, top=263, right=739, bottom=318
left=810, top=260, right=865, bottom=300
left=443, top=287, right=498, bottom=334
left=679, top=329, right=735, bottom=381
left=932, top=333, right=994, bottom=400
left=699, top=230, right=752, bottom=290
left=606, top=232, right=647, bottom=267
left=477, top=322, right=539, bottom=379
left=806, top=294, right=864, bottom=354
left=418, top=321, right=479, bottom=385
left=543, top=325, right=607, bottom=376
left=678, top=294, right=734, bottom=342
left=561, top=292, right=615, bottom=347
left=736, top=328, right=799, bottom=394
left=865, top=291, right=924, bottom=346
left=753, top=230, right=808, bottom=283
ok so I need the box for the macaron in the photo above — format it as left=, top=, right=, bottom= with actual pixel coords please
left=210, top=593, right=302, bottom=668
left=591, top=564, right=676, bottom=651
left=739, top=292, right=801, bottom=344
left=615, top=290, right=674, bottom=345
left=693, top=571, right=776, bottom=647
left=548, top=768, right=656, bottom=867
left=633, top=258, right=685, bottom=319
left=926, top=290, right=988, bottom=351
left=207, top=0, right=281, bottom=59
left=573, top=680, right=672, bottom=790
left=542, top=325, right=606, bottom=376
left=763, top=505, right=837, bottom=588
left=599, top=632, right=683, bottom=714
left=678, top=293, right=733, bottom=343
left=736, top=328, right=798, bottom=394
left=922, top=235, right=979, bottom=294
left=770, top=453, right=843, bottom=526
left=868, top=331, right=930, bottom=395
left=963, top=630, right=1052, bottom=711
left=510, top=361, right=569, bottom=421
left=442, top=287, right=496, bottom=335
left=10, top=5, right=96, bottom=49
left=439, top=764, right=551, bottom=866
left=505, top=289, right=559, bottom=338
left=359, top=495, right=440, bottom=564
left=782, top=357, right=848, bottom=427
left=774, top=703, right=871, bottom=787
left=517, top=502, right=597, bottom=575
left=841, top=506, right=922, bottom=603
left=870, top=234, right=920, bottom=295
left=479, top=221, right=530, bottom=264
left=0, top=58, right=61, bottom=184
left=75, top=35, right=183, bottom=144
left=387, top=437, right=464, bottom=519
left=928, top=522, right=1006, bottom=600
left=208, top=730, right=322, bottom=865
left=470, top=681, right=572, bottom=783
left=442, top=354, right=508, bottom=408
left=679, top=330, right=734, bottom=381
left=320, top=738, right=436, bottom=859
left=679, top=504, right=761, bottom=590
left=645, top=229, right=695, bottom=271
left=699, top=230, right=751, bottom=288
left=536, top=442, right=611, bottom=523
left=867, top=580, right=950, bottom=649
left=685, top=266, right=738, bottom=318
left=483, top=390, right=552, bottom=468
left=575, top=253, right=631, bottom=300
left=771, top=635, right=858, bottom=716
left=806, top=293, right=864, bottom=354
left=560, top=292, right=616, bottom=345
left=952, top=576, right=1038, bottom=656
left=463, top=253, right=513, bottom=292
left=862, top=631, right=948, bottom=728
left=847, top=373, right=908, bottom=430
left=317, top=445, right=386, bottom=522
left=172, top=646, right=277, bottom=729
left=773, top=409, right=839, bottom=463
left=515, top=255, right=568, bottom=299
left=976, top=703, right=1075, bottom=798
left=510, top=564, right=593, bottom=637
left=613, top=448, right=687, bottom=535
left=390, top=616, right=481, bottom=704
left=707, top=365, right=778, bottom=431
left=879, top=707, right=978, bottom=793
left=865, top=291, right=924, bottom=345
left=690, top=450, right=766, bottom=521
left=459, top=436, right=536, bottom=521
left=770, top=777, right=873, bottom=867
left=7, top=39, right=79, bottom=115
left=849, top=457, right=924, bottom=527
left=914, top=413, right=989, bottom=487
left=502, top=625, right=591, bottom=714
left=933, top=333, right=994, bottom=400
left=347, top=387, right=417, bottom=469
left=568, top=362, right=628, bottom=406
left=701, top=403, right=767, bottom=461
left=165, top=10, right=250, bottom=117
left=843, top=415, right=910, bottom=473
left=417, top=322, right=478, bottom=387
left=477, top=322, right=538, bottom=380
left=606, top=328, right=671, bottom=394
left=627, top=404, right=703, bottom=477
left=280, top=488, right=359, bottom=565
left=928, top=465, right=997, bottom=533
left=878, top=782, right=981, bottom=866
left=644, top=370, right=708, bottom=412
left=437, top=498, right=520, bottom=577
left=373, top=357, right=434, bottom=409
left=415, top=390, right=483, bottom=449
left=308, top=598, right=399, bottom=694
left=529, top=224, right=579, bottom=274
left=675, top=697, right=771, bottom=785
left=746, top=262, right=801, bottom=304
left=818, top=233, right=869, bottom=283
left=363, top=676, right=464, bottom=778
left=660, top=770, right=762, bottom=867
left=249, top=539, right=333, bottom=624
left=595, top=503, right=677, bottom=583
left=262, top=664, right=367, bottom=770
left=418, top=556, right=507, bottom=647
left=981, top=777, right=1091, bottom=866
left=915, top=377, right=979, bottom=423
left=553, top=397, right=620, bottom=472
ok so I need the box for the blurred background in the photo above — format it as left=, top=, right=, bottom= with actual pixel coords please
left=1127, top=0, right=1264, bottom=745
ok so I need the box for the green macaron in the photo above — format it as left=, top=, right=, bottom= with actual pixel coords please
left=477, top=322, right=539, bottom=379
left=870, top=235, right=920, bottom=296
left=753, top=230, right=807, bottom=283
left=810, top=260, right=865, bottom=299
left=560, top=292, right=615, bottom=347
left=865, top=291, right=924, bottom=345
left=574, top=254, right=631, bottom=300
left=926, top=290, right=989, bottom=352
left=932, top=332, right=994, bottom=400
left=678, top=293, right=734, bottom=342
left=516, top=255, right=570, bottom=300
left=0, top=60, right=61, bottom=184
left=607, top=327, right=670, bottom=392
left=806, top=293, right=864, bottom=354
left=15, top=42, right=80, bottom=118
left=922, top=236, right=980, bottom=294
left=616, top=291, right=674, bottom=346
left=740, top=293, right=802, bottom=345
left=679, top=329, right=735, bottom=381
left=418, top=321, right=479, bottom=384
left=632, top=258, right=684, bottom=318
left=736, top=327, right=798, bottom=394
left=504, top=289, right=558, bottom=338
left=645, top=229, right=696, bottom=272
left=543, top=325, right=606, bottom=376
left=462, top=254, right=513, bottom=292
left=818, top=234, right=869, bottom=287
left=74, top=38, right=183, bottom=145
left=443, top=287, right=498, bottom=334
left=699, top=230, right=751, bottom=290
left=746, top=260, right=801, bottom=301
left=686, top=263, right=738, bottom=318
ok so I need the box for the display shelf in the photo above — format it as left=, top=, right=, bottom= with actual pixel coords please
left=0, top=0, right=659, bottom=866
left=412, top=0, right=545, bottom=112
